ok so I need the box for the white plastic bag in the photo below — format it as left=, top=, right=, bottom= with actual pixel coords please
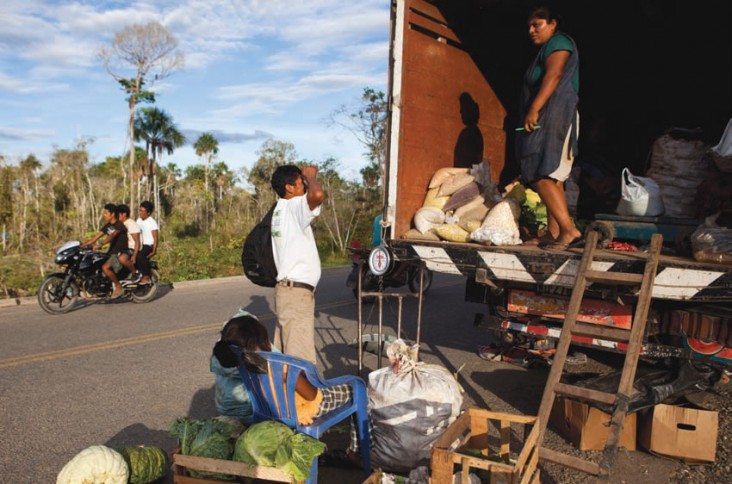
left=616, top=168, right=665, bottom=217
left=368, top=339, right=463, bottom=472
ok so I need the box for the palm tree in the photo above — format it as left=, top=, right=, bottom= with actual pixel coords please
left=134, top=107, right=186, bottom=213
left=193, top=132, right=219, bottom=194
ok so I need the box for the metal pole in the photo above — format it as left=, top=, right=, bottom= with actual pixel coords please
left=397, top=295, right=403, bottom=340
left=415, top=262, right=425, bottom=358
left=357, top=260, right=363, bottom=377
left=377, top=294, right=384, bottom=368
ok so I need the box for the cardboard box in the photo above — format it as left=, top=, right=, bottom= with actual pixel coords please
left=430, top=408, right=540, bottom=484
left=550, top=397, right=636, bottom=451
left=638, top=404, right=719, bottom=463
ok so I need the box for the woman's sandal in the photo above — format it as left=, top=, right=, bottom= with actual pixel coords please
left=542, top=238, right=585, bottom=251
left=319, top=449, right=362, bottom=469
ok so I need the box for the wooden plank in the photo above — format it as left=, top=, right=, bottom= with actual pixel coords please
left=534, top=231, right=599, bottom=444
left=514, top=424, right=539, bottom=471
left=519, top=446, right=540, bottom=484
left=466, top=408, right=538, bottom=425
left=499, top=419, right=510, bottom=461
left=408, top=8, right=460, bottom=45
left=538, top=448, right=601, bottom=475
left=173, top=454, right=294, bottom=482
left=433, top=410, right=472, bottom=448
left=600, top=233, right=664, bottom=474
left=585, top=270, right=644, bottom=285
left=572, top=322, right=631, bottom=342
left=554, top=383, right=617, bottom=406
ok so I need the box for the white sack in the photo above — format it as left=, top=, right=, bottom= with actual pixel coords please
left=368, top=339, right=463, bottom=473
left=413, top=207, right=445, bottom=234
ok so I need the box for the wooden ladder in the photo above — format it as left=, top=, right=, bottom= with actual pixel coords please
left=535, top=230, right=663, bottom=479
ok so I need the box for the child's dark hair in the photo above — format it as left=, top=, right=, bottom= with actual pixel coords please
left=213, top=312, right=271, bottom=368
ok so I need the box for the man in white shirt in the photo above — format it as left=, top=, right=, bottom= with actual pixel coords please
left=270, top=165, right=325, bottom=364
left=136, top=200, right=159, bottom=285
left=116, top=204, right=141, bottom=281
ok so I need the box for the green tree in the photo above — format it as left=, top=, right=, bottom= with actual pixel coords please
left=100, top=21, right=184, bottom=208
left=313, top=158, right=366, bottom=254
left=0, top=158, right=14, bottom=251
left=247, top=139, right=298, bottom=216
left=329, top=87, right=388, bottom=196
left=134, top=107, right=186, bottom=212
left=193, top=132, right=219, bottom=196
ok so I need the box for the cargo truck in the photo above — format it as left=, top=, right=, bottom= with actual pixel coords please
left=379, top=0, right=732, bottom=366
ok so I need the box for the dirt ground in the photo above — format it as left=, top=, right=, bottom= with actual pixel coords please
left=315, top=290, right=731, bottom=484
left=317, top=345, right=730, bottom=484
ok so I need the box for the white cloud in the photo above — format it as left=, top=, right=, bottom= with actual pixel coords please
left=0, top=125, right=55, bottom=141
left=0, top=0, right=391, bottom=174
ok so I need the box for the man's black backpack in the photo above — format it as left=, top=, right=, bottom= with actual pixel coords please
left=241, top=204, right=278, bottom=287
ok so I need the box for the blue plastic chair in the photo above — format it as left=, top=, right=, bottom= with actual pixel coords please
left=232, top=348, right=371, bottom=483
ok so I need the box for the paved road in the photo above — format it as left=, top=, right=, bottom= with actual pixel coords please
left=0, top=267, right=478, bottom=482
left=0, top=267, right=677, bottom=483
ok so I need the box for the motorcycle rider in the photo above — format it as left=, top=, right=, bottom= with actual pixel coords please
left=80, top=203, right=128, bottom=298
left=135, top=200, right=158, bottom=285
left=116, top=204, right=141, bottom=283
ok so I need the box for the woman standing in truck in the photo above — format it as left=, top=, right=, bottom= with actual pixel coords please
left=517, top=5, right=582, bottom=250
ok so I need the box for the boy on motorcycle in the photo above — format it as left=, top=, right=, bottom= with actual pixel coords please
left=80, top=203, right=128, bottom=298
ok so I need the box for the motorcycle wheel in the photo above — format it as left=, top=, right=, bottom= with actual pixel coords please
left=130, top=269, right=160, bottom=304
left=408, top=268, right=433, bottom=295
left=38, top=275, right=79, bottom=314
left=352, top=273, right=380, bottom=303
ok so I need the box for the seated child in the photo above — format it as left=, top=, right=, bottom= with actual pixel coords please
left=211, top=308, right=364, bottom=466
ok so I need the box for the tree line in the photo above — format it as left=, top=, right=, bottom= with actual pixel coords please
left=0, top=21, right=386, bottom=298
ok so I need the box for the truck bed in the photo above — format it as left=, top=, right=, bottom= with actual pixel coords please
left=392, top=238, right=732, bottom=302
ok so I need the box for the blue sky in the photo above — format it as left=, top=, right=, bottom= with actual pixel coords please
left=0, top=0, right=390, bottom=181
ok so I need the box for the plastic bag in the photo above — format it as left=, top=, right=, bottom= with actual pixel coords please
left=368, top=339, right=463, bottom=472
left=616, top=168, right=665, bottom=217
left=690, top=213, right=732, bottom=264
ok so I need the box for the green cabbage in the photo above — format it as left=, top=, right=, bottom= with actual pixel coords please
left=234, top=421, right=326, bottom=481
left=275, top=432, right=327, bottom=482
left=169, top=416, right=245, bottom=480
left=233, top=420, right=294, bottom=467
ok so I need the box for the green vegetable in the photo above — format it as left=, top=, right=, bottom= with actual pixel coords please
left=169, top=416, right=245, bottom=480
left=274, top=432, right=327, bottom=482
left=234, top=420, right=294, bottom=467
left=115, top=445, right=168, bottom=484
left=234, top=421, right=326, bottom=481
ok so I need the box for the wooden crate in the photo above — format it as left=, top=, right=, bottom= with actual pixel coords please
left=430, top=408, right=540, bottom=484
left=172, top=452, right=299, bottom=484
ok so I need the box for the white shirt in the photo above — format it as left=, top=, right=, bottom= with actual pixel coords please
left=123, top=219, right=141, bottom=250
left=271, top=195, right=322, bottom=287
left=136, top=216, right=159, bottom=246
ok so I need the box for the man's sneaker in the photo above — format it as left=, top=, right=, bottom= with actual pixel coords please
left=138, top=276, right=152, bottom=285
left=111, top=286, right=124, bottom=299
left=124, top=271, right=142, bottom=282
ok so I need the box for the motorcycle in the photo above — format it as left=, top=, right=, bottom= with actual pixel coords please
left=38, top=241, right=160, bottom=314
left=346, top=241, right=433, bottom=300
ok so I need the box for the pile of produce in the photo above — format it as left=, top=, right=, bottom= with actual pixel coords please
left=168, top=416, right=244, bottom=480
left=169, top=417, right=325, bottom=482
left=408, top=163, right=547, bottom=246
left=56, top=444, right=167, bottom=484
left=234, top=420, right=326, bottom=482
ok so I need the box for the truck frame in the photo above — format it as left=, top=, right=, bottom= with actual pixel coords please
left=380, top=0, right=732, bottom=366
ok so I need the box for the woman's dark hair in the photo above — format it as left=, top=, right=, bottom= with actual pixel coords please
left=213, top=313, right=271, bottom=368
left=271, top=165, right=302, bottom=198
left=528, top=5, right=563, bottom=29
